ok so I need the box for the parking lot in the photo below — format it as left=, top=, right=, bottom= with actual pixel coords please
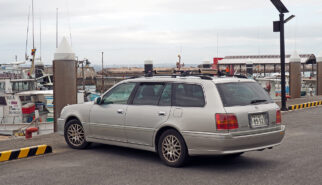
left=0, top=106, right=321, bottom=185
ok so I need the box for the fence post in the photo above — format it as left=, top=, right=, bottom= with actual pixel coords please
left=316, top=52, right=322, bottom=95
left=289, top=51, right=301, bottom=99
left=53, top=37, right=77, bottom=132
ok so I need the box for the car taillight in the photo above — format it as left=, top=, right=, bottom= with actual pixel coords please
left=215, top=113, right=238, bottom=130
left=276, top=110, right=281, bottom=124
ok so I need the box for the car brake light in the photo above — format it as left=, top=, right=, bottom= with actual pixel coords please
left=276, top=110, right=281, bottom=124
left=216, top=113, right=238, bottom=130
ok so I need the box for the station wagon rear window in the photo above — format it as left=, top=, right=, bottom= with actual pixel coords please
left=216, top=82, right=273, bottom=107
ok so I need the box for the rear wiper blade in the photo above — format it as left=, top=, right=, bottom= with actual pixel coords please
left=250, top=99, right=267, bottom=104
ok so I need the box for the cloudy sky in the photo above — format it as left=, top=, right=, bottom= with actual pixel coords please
left=0, top=0, right=321, bottom=65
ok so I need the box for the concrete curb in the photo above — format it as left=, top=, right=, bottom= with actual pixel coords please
left=288, top=101, right=322, bottom=111
left=0, top=145, right=52, bottom=162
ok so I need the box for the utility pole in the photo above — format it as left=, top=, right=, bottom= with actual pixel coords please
left=279, top=13, right=287, bottom=111
left=101, top=52, right=104, bottom=93
left=271, top=0, right=295, bottom=111
left=82, top=60, right=85, bottom=91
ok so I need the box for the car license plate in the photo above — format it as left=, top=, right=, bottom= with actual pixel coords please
left=250, top=114, right=267, bottom=128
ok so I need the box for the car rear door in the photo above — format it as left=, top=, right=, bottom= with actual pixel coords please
left=124, top=83, right=171, bottom=146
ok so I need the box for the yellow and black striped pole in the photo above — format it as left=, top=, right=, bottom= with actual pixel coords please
left=0, top=145, right=52, bottom=162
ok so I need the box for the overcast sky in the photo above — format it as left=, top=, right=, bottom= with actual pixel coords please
left=0, top=0, right=321, bottom=65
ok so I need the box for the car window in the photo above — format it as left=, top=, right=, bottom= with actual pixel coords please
left=133, top=83, right=164, bottom=105
left=101, top=83, right=136, bottom=105
left=216, top=82, right=273, bottom=107
left=159, top=84, right=171, bottom=106
left=173, top=83, right=205, bottom=107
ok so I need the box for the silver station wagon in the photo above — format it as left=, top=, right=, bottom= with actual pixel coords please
left=58, top=75, right=285, bottom=167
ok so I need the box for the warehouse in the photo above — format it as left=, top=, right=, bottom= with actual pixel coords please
left=217, top=54, right=316, bottom=75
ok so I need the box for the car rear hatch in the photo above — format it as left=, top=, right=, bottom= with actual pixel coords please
left=216, top=81, right=281, bottom=135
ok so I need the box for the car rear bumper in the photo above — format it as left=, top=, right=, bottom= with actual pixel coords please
left=182, top=125, right=285, bottom=156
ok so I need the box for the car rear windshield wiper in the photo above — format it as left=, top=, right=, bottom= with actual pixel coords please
left=250, top=99, right=267, bottom=104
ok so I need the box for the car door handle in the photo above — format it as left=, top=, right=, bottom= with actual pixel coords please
left=158, top=111, right=166, bottom=116
left=117, top=109, right=124, bottom=114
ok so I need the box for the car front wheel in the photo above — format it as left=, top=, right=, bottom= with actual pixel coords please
left=157, top=129, right=188, bottom=167
left=64, top=119, right=90, bottom=149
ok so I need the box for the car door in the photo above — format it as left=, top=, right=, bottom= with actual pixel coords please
left=125, top=83, right=172, bottom=146
left=89, top=82, right=136, bottom=142
left=170, top=83, right=210, bottom=133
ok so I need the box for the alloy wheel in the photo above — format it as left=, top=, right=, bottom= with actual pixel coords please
left=67, top=123, right=85, bottom=147
left=161, top=135, right=182, bottom=163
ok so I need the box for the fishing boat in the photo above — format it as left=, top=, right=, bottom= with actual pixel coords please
left=0, top=77, right=54, bottom=135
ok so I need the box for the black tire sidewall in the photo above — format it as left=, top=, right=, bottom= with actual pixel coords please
left=157, top=129, right=188, bottom=167
left=64, top=119, right=89, bottom=149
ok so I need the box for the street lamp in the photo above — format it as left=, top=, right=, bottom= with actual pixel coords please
left=271, top=0, right=295, bottom=111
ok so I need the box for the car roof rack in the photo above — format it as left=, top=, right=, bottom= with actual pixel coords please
left=127, top=70, right=247, bottom=80
left=153, top=70, right=215, bottom=80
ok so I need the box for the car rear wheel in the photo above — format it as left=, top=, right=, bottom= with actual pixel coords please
left=157, top=129, right=188, bottom=167
left=64, top=119, right=90, bottom=149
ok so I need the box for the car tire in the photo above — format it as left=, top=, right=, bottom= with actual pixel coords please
left=64, top=119, right=90, bottom=149
left=157, top=129, right=189, bottom=167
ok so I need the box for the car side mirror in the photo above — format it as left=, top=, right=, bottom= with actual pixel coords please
left=94, top=97, right=102, bottom=105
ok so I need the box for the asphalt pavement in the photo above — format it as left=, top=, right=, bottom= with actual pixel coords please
left=0, top=106, right=322, bottom=185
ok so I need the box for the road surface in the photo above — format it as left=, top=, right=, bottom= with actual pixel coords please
left=0, top=107, right=321, bottom=185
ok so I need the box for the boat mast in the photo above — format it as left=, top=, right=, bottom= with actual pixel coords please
left=25, top=6, right=30, bottom=61
left=32, top=0, right=34, bottom=50
left=30, top=0, right=36, bottom=77
left=66, top=0, right=72, bottom=47
left=39, top=17, right=42, bottom=61
left=56, top=8, right=58, bottom=48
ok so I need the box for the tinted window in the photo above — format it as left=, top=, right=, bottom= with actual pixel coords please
left=216, top=82, right=273, bottom=107
left=0, top=83, right=5, bottom=91
left=0, top=97, right=6, bottom=105
left=173, top=84, right=205, bottom=107
left=102, top=83, right=136, bottom=104
left=12, top=81, right=35, bottom=92
left=159, top=84, right=171, bottom=106
left=133, top=83, right=164, bottom=105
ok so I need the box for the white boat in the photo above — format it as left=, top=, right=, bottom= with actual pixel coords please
left=0, top=78, right=54, bottom=135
